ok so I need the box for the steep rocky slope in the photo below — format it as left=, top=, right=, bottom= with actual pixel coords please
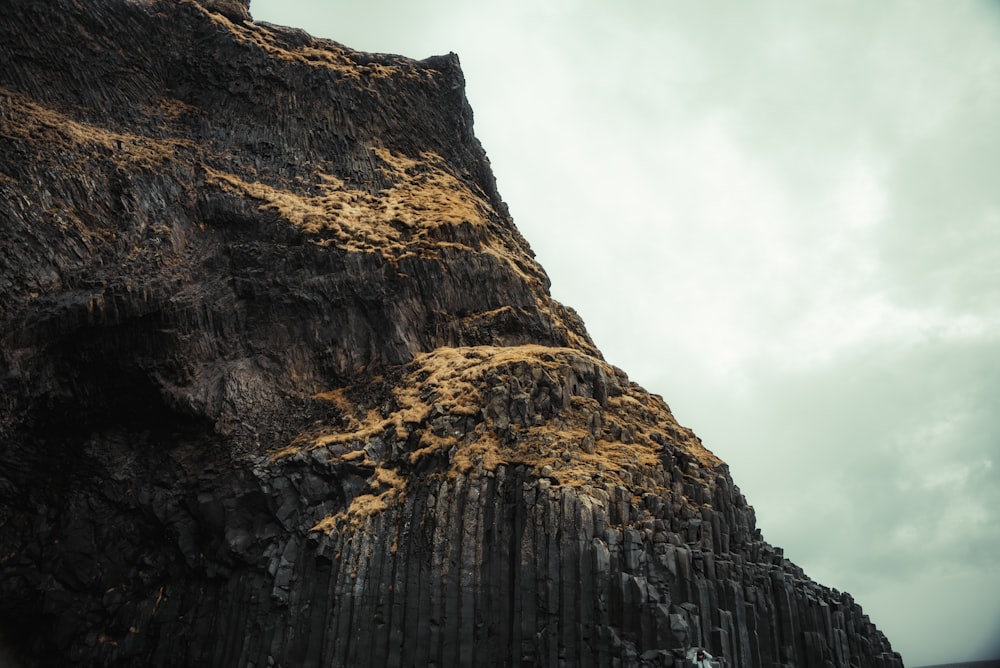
left=0, top=1, right=903, bottom=666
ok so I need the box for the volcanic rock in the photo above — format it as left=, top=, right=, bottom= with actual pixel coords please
left=0, top=0, right=903, bottom=666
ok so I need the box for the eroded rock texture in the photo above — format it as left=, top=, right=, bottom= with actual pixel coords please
left=0, top=1, right=903, bottom=666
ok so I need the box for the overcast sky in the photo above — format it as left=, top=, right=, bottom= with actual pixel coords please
left=249, top=1, right=1000, bottom=664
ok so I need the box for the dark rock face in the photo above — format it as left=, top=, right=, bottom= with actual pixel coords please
left=0, top=1, right=902, bottom=666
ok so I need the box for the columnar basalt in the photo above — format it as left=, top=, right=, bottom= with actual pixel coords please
left=0, top=1, right=902, bottom=666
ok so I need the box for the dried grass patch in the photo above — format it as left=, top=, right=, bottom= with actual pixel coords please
left=285, top=344, right=722, bottom=528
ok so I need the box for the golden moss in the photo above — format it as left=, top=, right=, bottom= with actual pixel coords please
left=310, top=465, right=408, bottom=533
left=202, top=151, right=555, bottom=328
left=202, top=148, right=501, bottom=259
left=0, top=88, right=192, bottom=173
left=310, top=514, right=340, bottom=533
left=279, top=344, right=722, bottom=522
left=225, top=19, right=434, bottom=84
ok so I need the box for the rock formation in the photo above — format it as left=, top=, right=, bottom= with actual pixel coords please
left=0, top=0, right=903, bottom=666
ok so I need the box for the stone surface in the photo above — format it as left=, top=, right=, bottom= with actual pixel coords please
left=0, top=1, right=903, bottom=666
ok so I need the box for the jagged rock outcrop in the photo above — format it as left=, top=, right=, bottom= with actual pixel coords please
left=0, top=1, right=903, bottom=666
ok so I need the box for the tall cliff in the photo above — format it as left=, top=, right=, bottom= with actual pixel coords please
left=0, top=1, right=903, bottom=666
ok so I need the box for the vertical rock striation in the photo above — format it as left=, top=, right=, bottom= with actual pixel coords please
left=0, top=1, right=902, bottom=666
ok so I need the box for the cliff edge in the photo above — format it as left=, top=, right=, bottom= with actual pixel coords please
left=0, top=1, right=902, bottom=666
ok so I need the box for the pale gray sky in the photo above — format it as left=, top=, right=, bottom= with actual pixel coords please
left=249, top=1, right=1000, bottom=664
